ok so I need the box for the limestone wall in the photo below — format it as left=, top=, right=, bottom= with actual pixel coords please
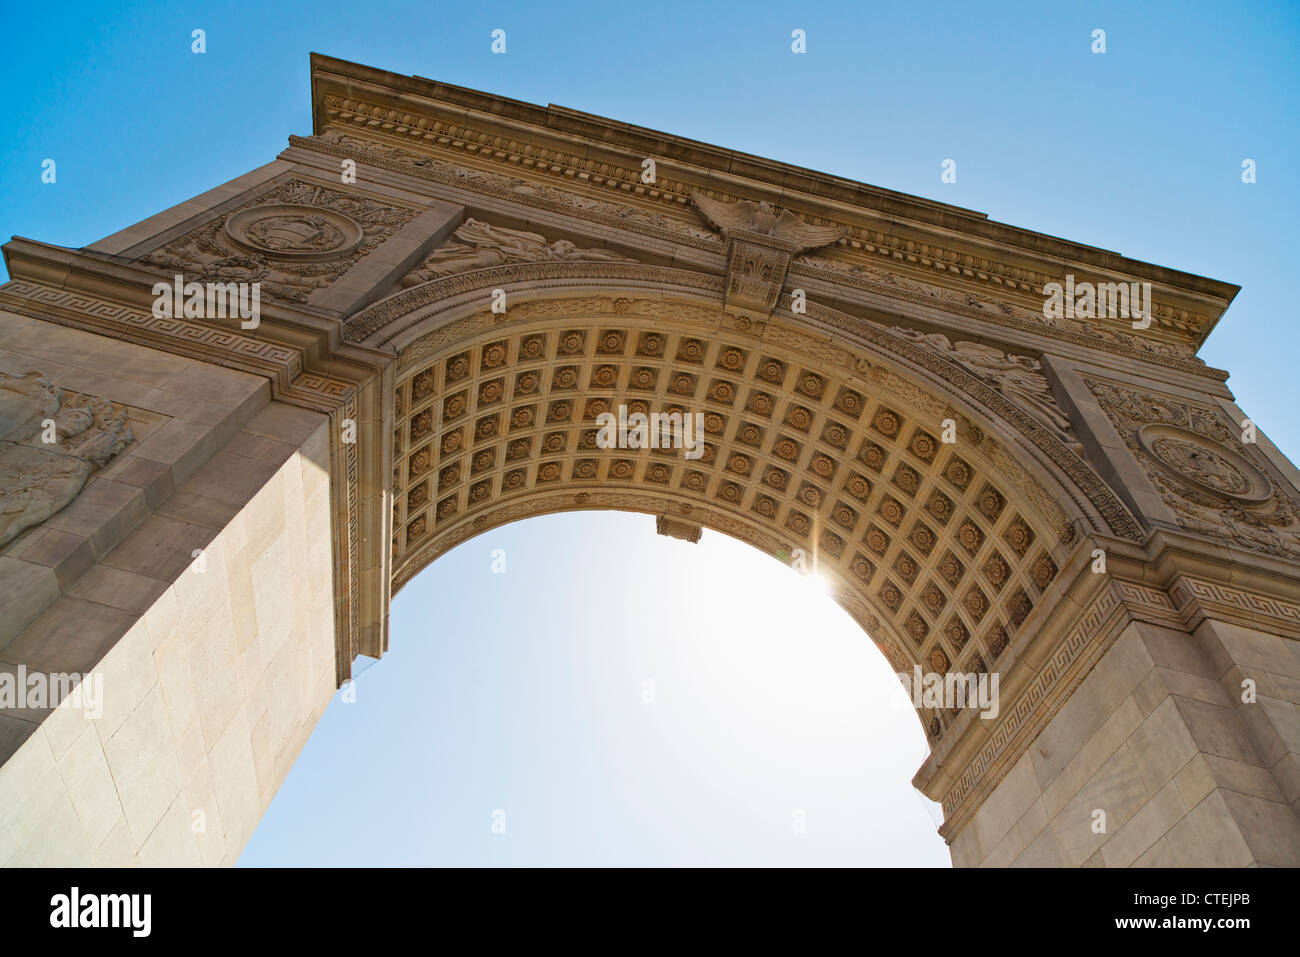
left=0, top=312, right=337, bottom=865
left=947, top=618, right=1300, bottom=866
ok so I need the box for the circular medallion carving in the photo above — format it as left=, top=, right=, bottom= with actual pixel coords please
left=1137, top=424, right=1272, bottom=506
left=224, top=204, right=364, bottom=261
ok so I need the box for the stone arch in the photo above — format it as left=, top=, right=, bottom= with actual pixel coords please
left=361, top=269, right=1134, bottom=746
left=350, top=263, right=1140, bottom=543
left=6, top=53, right=1300, bottom=869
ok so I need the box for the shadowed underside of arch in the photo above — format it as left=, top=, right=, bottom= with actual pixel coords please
left=364, top=272, right=1132, bottom=747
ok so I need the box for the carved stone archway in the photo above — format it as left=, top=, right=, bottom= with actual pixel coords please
left=382, top=286, right=1090, bottom=731
left=2, top=54, right=1299, bottom=867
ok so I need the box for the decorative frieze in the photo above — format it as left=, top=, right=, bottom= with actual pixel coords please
left=0, top=281, right=302, bottom=376
left=301, top=129, right=719, bottom=246
left=296, top=114, right=1220, bottom=370
left=941, top=584, right=1122, bottom=821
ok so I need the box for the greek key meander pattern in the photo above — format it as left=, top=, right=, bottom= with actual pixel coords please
left=1115, top=580, right=1179, bottom=612
left=943, top=586, right=1122, bottom=817
left=0, top=282, right=359, bottom=408
left=0, top=279, right=365, bottom=671
left=1175, top=578, right=1300, bottom=626
left=944, top=575, right=1300, bottom=824
left=342, top=393, right=361, bottom=660
left=0, top=281, right=303, bottom=374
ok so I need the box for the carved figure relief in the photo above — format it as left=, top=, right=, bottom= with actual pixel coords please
left=400, top=218, right=637, bottom=286
left=796, top=253, right=1206, bottom=368
left=144, top=180, right=419, bottom=303
left=888, top=327, right=1081, bottom=451
left=0, top=370, right=133, bottom=546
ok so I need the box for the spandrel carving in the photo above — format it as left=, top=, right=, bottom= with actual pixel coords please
left=401, top=218, right=637, bottom=286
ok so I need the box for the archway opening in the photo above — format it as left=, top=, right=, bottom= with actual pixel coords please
left=241, top=510, right=949, bottom=866
left=382, top=293, right=1090, bottom=750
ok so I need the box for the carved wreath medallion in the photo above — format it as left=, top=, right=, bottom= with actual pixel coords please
left=142, top=180, right=420, bottom=303
left=1137, top=424, right=1272, bottom=506
left=224, top=204, right=365, bottom=261
left=1087, top=377, right=1300, bottom=556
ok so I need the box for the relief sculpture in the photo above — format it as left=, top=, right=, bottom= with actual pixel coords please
left=144, top=180, right=419, bottom=303
left=888, top=327, right=1081, bottom=451
left=0, top=370, right=133, bottom=546
left=400, top=218, right=638, bottom=286
left=1088, top=377, right=1300, bottom=557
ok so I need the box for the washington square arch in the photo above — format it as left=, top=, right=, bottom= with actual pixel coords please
left=1, top=53, right=1299, bottom=869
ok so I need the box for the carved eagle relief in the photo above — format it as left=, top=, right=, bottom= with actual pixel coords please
left=689, top=191, right=847, bottom=250
left=689, top=191, right=847, bottom=321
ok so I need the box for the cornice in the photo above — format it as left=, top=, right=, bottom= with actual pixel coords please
left=284, top=133, right=721, bottom=251
left=286, top=129, right=1228, bottom=379
left=308, top=53, right=1239, bottom=347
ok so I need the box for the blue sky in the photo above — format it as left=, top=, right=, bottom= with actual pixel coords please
left=3, top=0, right=1297, bottom=865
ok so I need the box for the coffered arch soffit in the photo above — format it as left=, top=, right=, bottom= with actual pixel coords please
left=349, top=262, right=1140, bottom=546
left=360, top=269, right=1146, bottom=742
